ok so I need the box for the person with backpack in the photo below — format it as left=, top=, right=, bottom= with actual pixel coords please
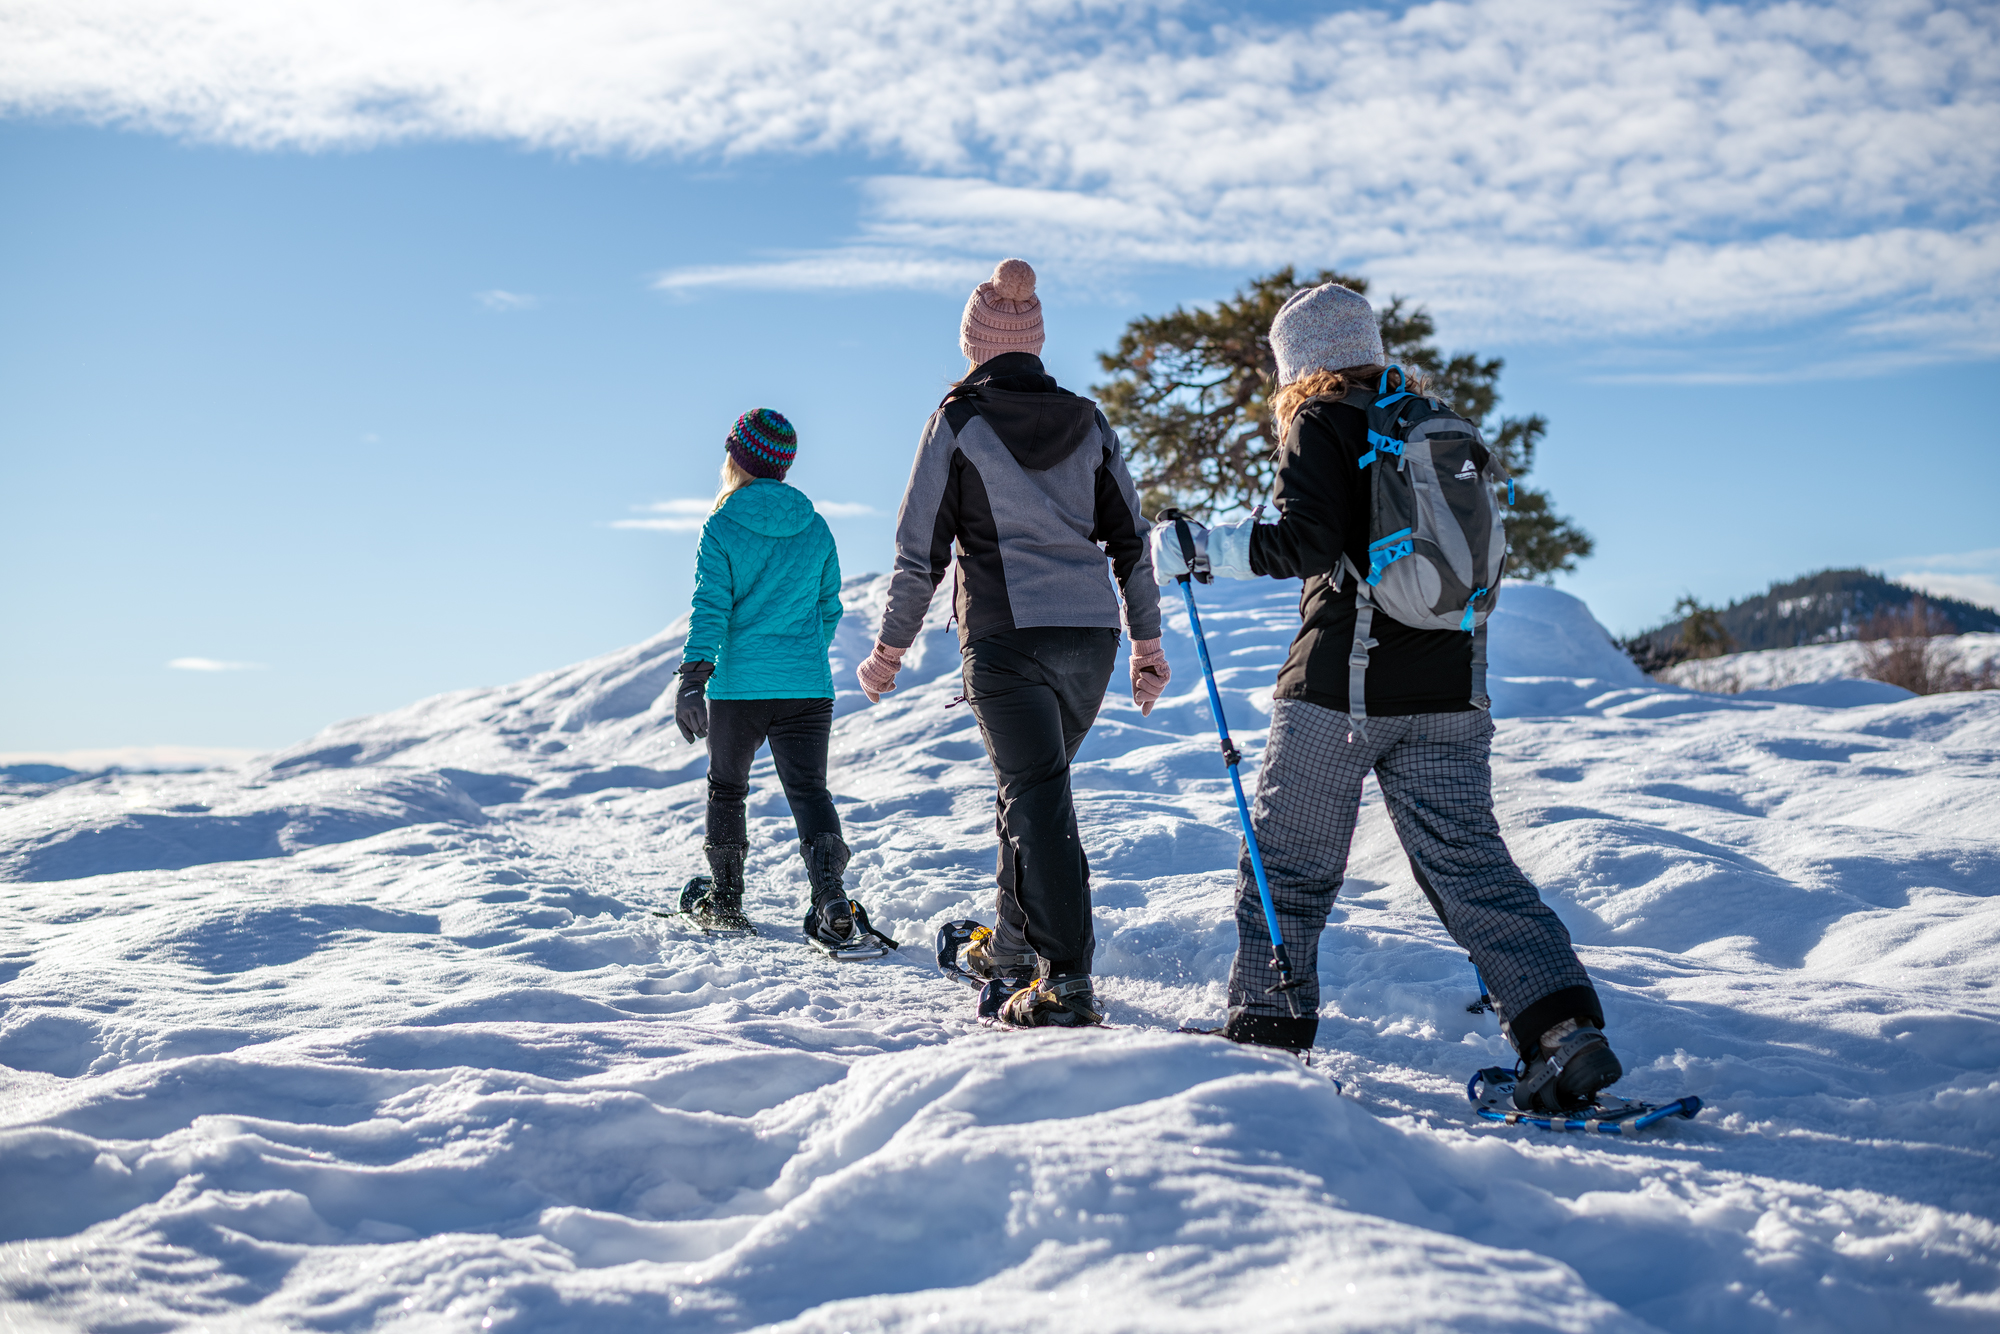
left=673, top=409, right=885, bottom=954
left=856, top=258, right=1169, bottom=1027
left=1149, top=281, right=1624, bottom=1115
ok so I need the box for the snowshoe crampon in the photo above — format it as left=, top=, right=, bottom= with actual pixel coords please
left=670, top=875, right=755, bottom=934
left=1467, top=1067, right=1702, bottom=1134
left=804, top=899, right=899, bottom=962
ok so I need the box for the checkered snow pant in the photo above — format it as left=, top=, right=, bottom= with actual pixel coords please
left=1228, top=699, right=1597, bottom=1051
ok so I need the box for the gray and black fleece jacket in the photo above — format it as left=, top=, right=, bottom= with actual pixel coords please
left=878, top=353, right=1161, bottom=650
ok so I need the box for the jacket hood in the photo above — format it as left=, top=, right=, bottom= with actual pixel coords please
left=949, top=352, right=1101, bottom=472
left=715, top=479, right=819, bottom=538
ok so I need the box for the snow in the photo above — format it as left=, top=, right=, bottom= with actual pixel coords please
left=1658, top=633, right=2000, bottom=695
left=3, top=577, right=1998, bottom=1331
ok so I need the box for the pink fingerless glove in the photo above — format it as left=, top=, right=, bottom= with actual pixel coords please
left=857, top=642, right=907, bottom=703
left=1130, top=637, right=1170, bottom=716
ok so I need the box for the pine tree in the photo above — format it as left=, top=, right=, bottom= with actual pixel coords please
left=1094, top=267, right=1593, bottom=580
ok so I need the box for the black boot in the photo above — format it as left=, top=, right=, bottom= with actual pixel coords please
left=680, top=842, right=753, bottom=931
left=800, top=832, right=860, bottom=946
left=1513, top=1020, right=1624, bottom=1113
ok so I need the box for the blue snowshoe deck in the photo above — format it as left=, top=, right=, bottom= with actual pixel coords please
left=1468, top=1066, right=1702, bottom=1134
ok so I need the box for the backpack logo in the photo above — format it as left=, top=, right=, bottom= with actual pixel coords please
left=1455, top=460, right=1478, bottom=480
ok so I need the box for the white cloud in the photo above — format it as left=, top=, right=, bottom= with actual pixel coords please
left=655, top=250, right=982, bottom=294
left=611, top=499, right=711, bottom=533
left=1885, top=548, right=2000, bottom=612
left=4, top=1, right=1995, bottom=351
left=475, top=288, right=537, bottom=311
left=167, top=657, right=267, bottom=671
left=610, top=496, right=879, bottom=528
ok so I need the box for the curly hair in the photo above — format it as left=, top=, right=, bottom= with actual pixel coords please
left=1270, top=363, right=1402, bottom=437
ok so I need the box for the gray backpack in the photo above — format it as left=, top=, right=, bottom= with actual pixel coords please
left=1329, top=366, right=1509, bottom=727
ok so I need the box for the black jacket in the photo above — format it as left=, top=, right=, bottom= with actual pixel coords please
left=1248, top=394, right=1476, bottom=715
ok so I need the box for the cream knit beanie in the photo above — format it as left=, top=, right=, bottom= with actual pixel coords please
left=960, top=259, right=1045, bottom=364
left=1269, top=282, right=1384, bottom=386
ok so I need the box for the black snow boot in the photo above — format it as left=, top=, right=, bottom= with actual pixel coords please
left=999, top=974, right=1105, bottom=1028
left=800, top=832, right=862, bottom=947
left=681, top=842, right=753, bottom=932
left=1513, top=1019, right=1624, bottom=1113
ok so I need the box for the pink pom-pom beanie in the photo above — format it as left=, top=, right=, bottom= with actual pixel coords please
left=959, top=259, right=1045, bottom=365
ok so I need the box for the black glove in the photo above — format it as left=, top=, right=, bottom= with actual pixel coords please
left=675, top=661, right=715, bottom=743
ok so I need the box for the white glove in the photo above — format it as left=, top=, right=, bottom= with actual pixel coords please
left=1207, top=518, right=1258, bottom=580
left=1148, top=515, right=1209, bottom=582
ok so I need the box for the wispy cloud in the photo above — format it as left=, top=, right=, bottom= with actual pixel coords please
left=167, top=657, right=267, bottom=671
left=654, top=250, right=981, bottom=294
left=611, top=499, right=710, bottom=533
left=475, top=289, right=537, bottom=312
left=1885, top=548, right=2000, bottom=612
left=4, top=1, right=1995, bottom=351
left=610, top=497, right=880, bottom=530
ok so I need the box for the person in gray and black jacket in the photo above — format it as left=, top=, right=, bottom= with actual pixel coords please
left=857, top=258, right=1169, bottom=1028
left=1151, top=281, right=1625, bottom=1115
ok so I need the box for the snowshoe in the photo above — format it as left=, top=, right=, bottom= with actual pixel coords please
left=677, top=875, right=754, bottom=934
left=998, top=975, right=1105, bottom=1028
left=1468, top=1066, right=1701, bottom=1135
left=1514, top=1021, right=1624, bottom=1113
left=934, top=919, right=1037, bottom=989
left=976, top=975, right=1031, bottom=1020
left=804, top=897, right=898, bottom=961
left=798, top=832, right=897, bottom=960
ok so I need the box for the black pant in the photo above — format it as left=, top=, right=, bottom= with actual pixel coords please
left=705, top=698, right=840, bottom=848
left=962, top=627, right=1118, bottom=975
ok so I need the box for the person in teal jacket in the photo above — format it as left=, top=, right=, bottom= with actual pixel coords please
left=673, top=409, right=881, bottom=951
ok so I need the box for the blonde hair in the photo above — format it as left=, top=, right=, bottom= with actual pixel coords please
left=714, top=455, right=756, bottom=512
left=1269, top=364, right=1396, bottom=438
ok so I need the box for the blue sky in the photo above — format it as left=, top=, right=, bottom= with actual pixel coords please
left=2, top=0, right=1997, bottom=756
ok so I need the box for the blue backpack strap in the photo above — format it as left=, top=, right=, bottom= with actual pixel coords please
left=1375, top=364, right=1414, bottom=410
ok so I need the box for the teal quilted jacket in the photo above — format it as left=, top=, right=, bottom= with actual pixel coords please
left=683, top=480, right=843, bottom=699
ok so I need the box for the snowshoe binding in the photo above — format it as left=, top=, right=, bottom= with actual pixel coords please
left=998, top=974, right=1105, bottom=1029
left=934, top=919, right=1037, bottom=987
left=1468, top=1022, right=1700, bottom=1134
left=677, top=843, right=754, bottom=933
left=800, top=833, right=897, bottom=961
left=1514, top=1021, right=1624, bottom=1113
left=933, top=919, right=1039, bottom=1019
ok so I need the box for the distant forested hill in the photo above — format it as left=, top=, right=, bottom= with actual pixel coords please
left=1631, top=569, right=2000, bottom=656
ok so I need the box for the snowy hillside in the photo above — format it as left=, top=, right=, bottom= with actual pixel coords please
left=1660, top=633, right=2000, bottom=694
left=3, top=577, right=1999, bottom=1331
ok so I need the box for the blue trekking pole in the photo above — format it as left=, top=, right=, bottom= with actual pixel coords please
left=1160, top=510, right=1303, bottom=1018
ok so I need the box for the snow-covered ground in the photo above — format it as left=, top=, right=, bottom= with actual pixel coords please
left=3, top=578, right=1998, bottom=1332
left=1659, top=634, right=2000, bottom=694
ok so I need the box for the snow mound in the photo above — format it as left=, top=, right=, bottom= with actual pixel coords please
left=4, top=575, right=2000, bottom=1329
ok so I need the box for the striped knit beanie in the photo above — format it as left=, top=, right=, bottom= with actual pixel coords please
left=725, top=408, right=797, bottom=480
left=959, top=258, right=1044, bottom=365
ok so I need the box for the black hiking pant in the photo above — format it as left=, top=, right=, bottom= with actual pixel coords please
left=962, top=627, right=1119, bottom=976
left=705, top=698, right=840, bottom=848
